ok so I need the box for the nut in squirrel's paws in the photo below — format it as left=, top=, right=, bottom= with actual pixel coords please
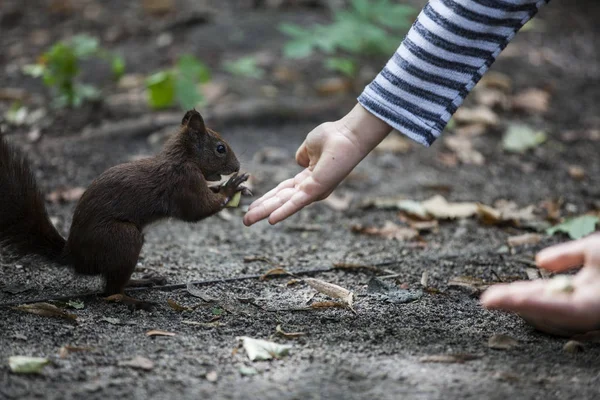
left=222, top=172, right=252, bottom=208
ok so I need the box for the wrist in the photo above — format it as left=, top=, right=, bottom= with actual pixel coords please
left=339, top=103, right=393, bottom=153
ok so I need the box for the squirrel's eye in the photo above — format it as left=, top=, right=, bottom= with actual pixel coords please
left=216, top=144, right=226, bottom=154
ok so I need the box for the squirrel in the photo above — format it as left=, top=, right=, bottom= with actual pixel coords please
left=0, top=109, right=249, bottom=308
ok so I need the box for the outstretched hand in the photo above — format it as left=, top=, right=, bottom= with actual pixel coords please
left=481, top=233, right=600, bottom=336
left=243, top=104, right=392, bottom=226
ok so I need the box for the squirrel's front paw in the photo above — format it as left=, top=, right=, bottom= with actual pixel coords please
left=221, top=172, right=250, bottom=206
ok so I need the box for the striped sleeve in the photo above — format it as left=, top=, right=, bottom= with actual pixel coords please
left=357, top=0, right=551, bottom=146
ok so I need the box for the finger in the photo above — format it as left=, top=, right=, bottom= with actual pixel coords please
left=535, top=239, right=588, bottom=272
left=247, top=177, right=296, bottom=211
left=296, top=140, right=309, bottom=168
left=268, top=190, right=314, bottom=225
left=243, top=187, right=297, bottom=226
left=480, top=280, right=548, bottom=310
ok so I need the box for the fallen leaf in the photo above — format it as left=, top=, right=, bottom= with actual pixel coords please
left=540, top=199, right=562, bottom=222
left=275, top=324, right=306, bottom=338
left=455, top=122, right=489, bottom=137
left=488, top=334, right=519, bottom=350
left=8, top=356, right=50, bottom=374
left=568, top=165, right=585, bottom=181
left=546, top=215, right=599, bottom=240
left=237, top=337, right=292, bottom=361
left=502, top=124, right=547, bottom=153
left=507, top=233, right=542, bottom=247
left=167, top=299, right=192, bottom=312
left=303, top=278, right=355, bottom=312
left=422, top=195, right=478, bottom=219
left=448, top=276, right=490, bottom=293
left=563, top=340, right=584, bottom=353
left=314, top=77, right=352, bottom=96
left=525, top=267, right=542, bottom=281
left=477, top=202, right=537, bottom=226
left=437, top=152, right=459, bottom=167
left=453, top=105, right=498, bottom=126
left=309, top=301, right=348, bottom=310
left=66, top=300, right=84, bottom=310
left=511, top=88, right=550, bottom=114
left=239, top=366, right=259, bottom=376
left=186, top=283, right=217, bottom=302
left=444, top=135, right=485, bottom=165
left=59, top=345, right=93, bottom=359
left=46, top=187, right=86, bottom=204
left=477, top=71, right=512, bottom=92
left=14, top=303, right=77, bottom=321
left=406, top=219, right=439, bottom=232
left=146, top=330, right=176, bottom=337
left=260, top=267, right=291, bottom=280
left=351, top=221, right=419, bottom=241
left=474, top=88, right=510, bottom=110
left=374, top=132, right=412, bottom=154
left=420, top=271, right=429, bottom=287
left=323, top=192, right=353, bottom=211
left=419, top=353, right=480, bottom=364
left=367, top=277, right=423, bottom=304
left=118, top=356, right=154, bottom=371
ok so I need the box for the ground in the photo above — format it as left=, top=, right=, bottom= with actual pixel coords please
left=1, top=1, right=600, bottom=399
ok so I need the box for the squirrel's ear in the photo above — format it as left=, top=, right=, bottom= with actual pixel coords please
left=182, top=109, right=206, bottom=132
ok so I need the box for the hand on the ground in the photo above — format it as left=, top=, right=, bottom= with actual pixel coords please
left=243, top=104, right=392, bottom=226
left=481, top=233, right=600, bottom=336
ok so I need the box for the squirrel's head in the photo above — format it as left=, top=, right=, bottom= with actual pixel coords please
left=178, top=109, right=240, bottom=181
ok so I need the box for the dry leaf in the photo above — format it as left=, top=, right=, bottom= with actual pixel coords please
left=374, top=132, right=412, bottom=154
left=474, top=88, right=510, bottom=110
left=455, top=123, right=488, bottom=137
left=8, top=356, right=50, bottom=374
left=525, top=267, right=542, bottom=281
left=315, top=77, right=352, bottom=96
left=118, top=356, right=154, bottom=370
left=568, top=165, right=585, bottom=181
left=422, top=195, right=478, bottom=219
left=15, top=303, right=77, bottom=321
left=511, top=88, right=550, bottom=114
left=477, top=201, right=536, bottom=226
left=309, top=301, right=347, bottom=310
left=437, top=152, right=459, bottom=167
left=323, top=192, right=353, bottom=211
left=167, top=299, right=192, bottom=312
left=46, top=187, right=86, bottom=203
left=444, top=135, right=485, bottom=165
left=260, top=267, right=290, bottom=280
left=237, top=337, right=292, bottom=361
left=351, top=221, right=419, bottom=241
left=420, top=271, right=429, bottom=287
left=477, top=71, right=512, bottom=92
left=146, top=330, right=176, bottom=337
left=275, top=324, right=306, bottom=338
left=303, top=278, right=355, bottom=312
left=507, top=233, right=542, bottom=247
left=488, top=334, right=519, bottom=350
left=448, top=276, right=490, bottom=293
left=58, top=345, right=93, bottom=359
left=419, top=353, right=480, bottom=363
left=453, top=105, right=498, bottom=126
left=406, top=219, right=439, bottom=232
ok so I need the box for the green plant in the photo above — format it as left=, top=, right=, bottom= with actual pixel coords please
left=145, top=55, right=211, bottom=110
left=223, top=56, right=265, bottom=79
left=23, top=34, right=125, bottom=108
left=280, top=0, right=415, bottom=76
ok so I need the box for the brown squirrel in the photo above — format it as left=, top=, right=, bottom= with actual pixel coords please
left=0, top=109, right=249, bottom=308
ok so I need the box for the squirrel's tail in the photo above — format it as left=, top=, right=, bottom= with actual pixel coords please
left=0, top=135, right=66, bottom=261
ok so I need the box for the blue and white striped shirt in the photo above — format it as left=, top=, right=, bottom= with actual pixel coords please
left=357, top=0, right=550, bottom=146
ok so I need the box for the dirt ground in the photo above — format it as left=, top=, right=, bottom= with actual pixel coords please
left=1, top=1, right=600, bottom=399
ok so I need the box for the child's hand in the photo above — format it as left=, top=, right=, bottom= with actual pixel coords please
left=481, top=233, right=600, bottom=336
left=243, top=104, right=392, bottom=226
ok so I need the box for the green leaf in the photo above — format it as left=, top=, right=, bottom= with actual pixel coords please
left=145, top=71, right=176, bottom=109
left=546, top=216, right=599, bottom=240
left=177, top=54, right=211, bottom=83
left=111, top=56, right=126, bottom=80
left=4, top=102, right=28, bottom=126
left=324, top=57, right=357, bottom=77
left=211, top=307, right=224, bottom=316
left=175, top=76, right=203, bottom=109
left=283, top=40, right=314, bottom=59
left=22, top=64, right=46, bottom=77
left=66, top=300, right=85, bottom=310
left=75, top=84, right=101, bottom=101
left=70, top=34, right=99, bottom=58
left=223, top=56, right=265, bottom=79
left=502, top=124, right=547, bottom=153
left=8, top=356, right=50, bottom=374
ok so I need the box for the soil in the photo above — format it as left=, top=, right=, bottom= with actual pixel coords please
left=1, top=1, right=600, bottom=399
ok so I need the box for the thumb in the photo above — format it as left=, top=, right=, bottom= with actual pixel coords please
left=296, top=140, right=309, bottom=168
